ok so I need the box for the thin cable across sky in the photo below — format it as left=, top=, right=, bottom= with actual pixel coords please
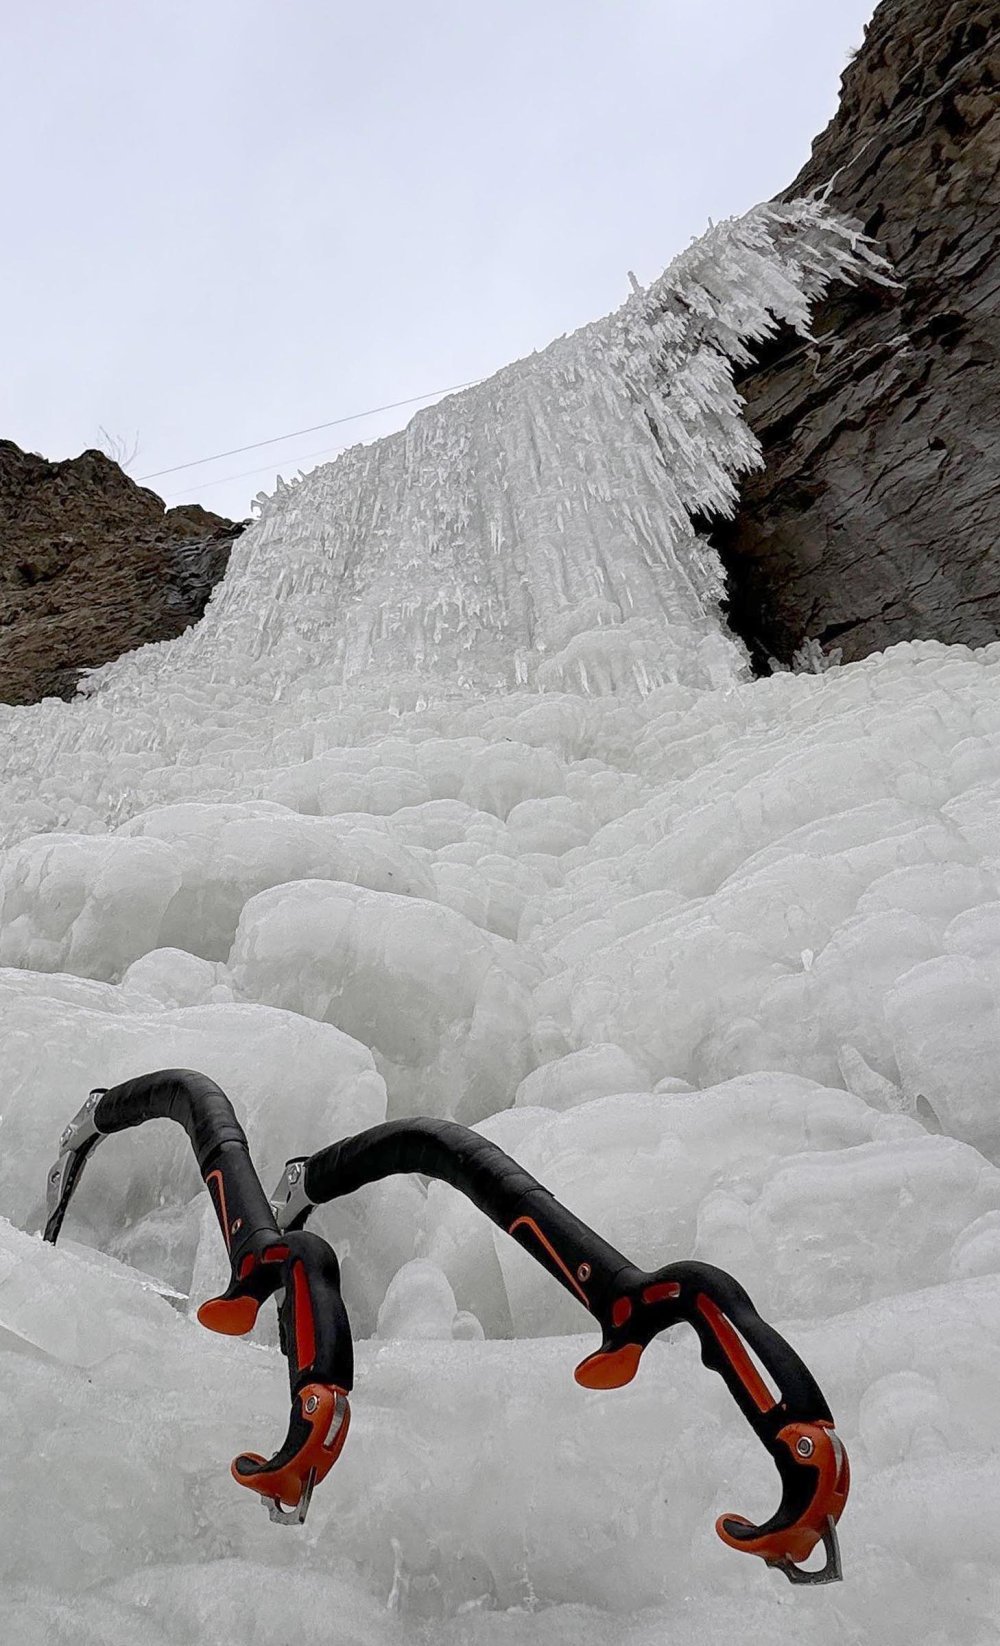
left=140, top=378, right=484, bottom=483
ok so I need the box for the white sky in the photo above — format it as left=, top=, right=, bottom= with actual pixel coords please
left=2, top=0, right=876, bottom=521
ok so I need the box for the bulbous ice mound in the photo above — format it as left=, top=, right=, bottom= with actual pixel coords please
left=80, top=201, right=884, bottom=706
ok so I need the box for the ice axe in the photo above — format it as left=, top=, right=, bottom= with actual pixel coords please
left=272, top=1116, right=850, bottom=1584
left=44, top=1068, right=352, bottom=1524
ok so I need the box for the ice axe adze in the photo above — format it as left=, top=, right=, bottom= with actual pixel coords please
left=44, top=1069, right=352, bottom=1524
left=272, top=1117, right=850, bottom=1585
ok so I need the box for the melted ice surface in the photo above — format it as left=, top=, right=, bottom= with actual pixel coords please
left=2, top=202, right=998, bottom=1645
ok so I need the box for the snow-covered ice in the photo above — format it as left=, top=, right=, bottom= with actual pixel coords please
left=2, top=201, right=1000, bottom=1644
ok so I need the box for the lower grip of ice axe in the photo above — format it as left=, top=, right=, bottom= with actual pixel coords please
left=230, top=1384, right=351, bottom=1525
left=715, top=1424, right=849, bottom=1582
left=197, top=1227, right=354, bottom=1522
left=571, top=1259, right=850, bottom=1583
left=279, top=1117, right=850, bottom=1584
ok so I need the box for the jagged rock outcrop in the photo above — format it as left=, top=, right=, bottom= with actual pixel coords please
left=707, top=0, right=998, bottom=669
left=0, top=442, right=244, bottom=704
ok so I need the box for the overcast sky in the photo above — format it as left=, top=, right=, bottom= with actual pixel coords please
left=2, top=1, right=876, bottom=521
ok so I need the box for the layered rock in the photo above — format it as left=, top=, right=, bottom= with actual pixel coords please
left=0, top=441, right=243, bottom=704
left=709, top=0, right=998, bottom=668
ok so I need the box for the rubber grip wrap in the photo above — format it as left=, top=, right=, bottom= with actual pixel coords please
left=304, top=1118, right=639, bottom=1317
left=95, top=1068, right=250, bottom=1172
left=94, top=1069, right=279, bottom=1266
left=305, top=1118, right=541, bottom=1219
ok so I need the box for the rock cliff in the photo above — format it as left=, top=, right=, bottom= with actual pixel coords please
left=709, top=0, right=998, bottom=668
left=0, top=441, right=243, bottom=704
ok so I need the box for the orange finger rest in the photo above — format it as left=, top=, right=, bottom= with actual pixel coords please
left=232, top=1384, right=351, bottom=1510
left=715, top=1422, right=850, bottom=1567
left=574, top=1342, right=643, bottom=1389
left=197, top=1294, right=262, bottom=1336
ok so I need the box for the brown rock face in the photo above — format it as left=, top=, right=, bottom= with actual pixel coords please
left=706, top=0, right=999, bottom=670
left=0, top=442, right=244, bottom=704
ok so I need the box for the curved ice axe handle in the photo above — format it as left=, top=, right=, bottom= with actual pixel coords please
left=278, top=1117, right=849, bottom=1582
left=44, top=1070, right=354, bottom=1522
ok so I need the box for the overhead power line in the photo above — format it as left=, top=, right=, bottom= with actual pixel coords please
left=138, top=378, right=484, bottom=483
left=163, top=434, right=382, bottom=503
left=140, top=45, right=983, bottom=495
